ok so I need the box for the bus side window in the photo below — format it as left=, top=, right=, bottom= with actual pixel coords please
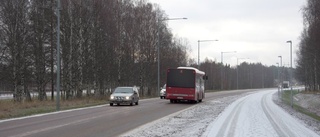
left=197, top=75, right=201, bottom=90
left=203, top=75, right=208, bottom=80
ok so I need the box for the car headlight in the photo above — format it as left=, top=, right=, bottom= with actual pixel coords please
left=110, top=95, right=114, bottom=99
left=125, top=96, right=130, bottom=100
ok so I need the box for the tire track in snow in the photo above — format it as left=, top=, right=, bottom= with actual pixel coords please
left=261, top=92, right=295, bottom=137
left=216, top=96, right=247, bottom=137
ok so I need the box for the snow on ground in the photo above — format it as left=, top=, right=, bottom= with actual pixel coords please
left=204, top=89, right=318, bottom=137
left=121, top=89, right=320, bottom=137
left=121, top=93, right=249, bottom=137
left=0, top=94, right=13, bottom=100
left=273, top=91, right=320, bottom=135
left=295, top=93, right=320, bottom=116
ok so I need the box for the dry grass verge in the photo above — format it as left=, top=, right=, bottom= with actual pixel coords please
left=0, top=96, right=108, bottom=120
left=281, top=90, right=320, bottom=121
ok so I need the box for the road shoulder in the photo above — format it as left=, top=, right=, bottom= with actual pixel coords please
left=272, top=93, right=320, bottom=135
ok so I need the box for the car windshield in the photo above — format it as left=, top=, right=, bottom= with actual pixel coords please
left=114, top=88, right=133, bottom=94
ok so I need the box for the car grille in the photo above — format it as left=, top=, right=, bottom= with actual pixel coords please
left=115, top=96, right=125, bottom=100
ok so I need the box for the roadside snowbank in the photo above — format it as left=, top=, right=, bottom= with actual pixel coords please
left=295, top=93, right=320, bottom=116
left=121, top=93, right=249, bottom=137
left=121, top=90, right=320, bottom=137
left=273, top=92, right=320, bottom=135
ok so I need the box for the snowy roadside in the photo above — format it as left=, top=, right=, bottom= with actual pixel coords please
left=272, top=92, right=320, bottom=135
left=120, top=93, right=250, bottom=137
left=121, top=90, right=320, bottom=137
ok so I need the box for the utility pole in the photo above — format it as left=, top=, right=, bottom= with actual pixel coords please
left=286, top=40, right=293, bottom=108
left=56, top=0, right=61, bottom=111
left=157, top=18, right=187, bottom=97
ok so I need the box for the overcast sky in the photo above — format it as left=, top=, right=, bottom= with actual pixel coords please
left=148, top=0, right=305, bottom=67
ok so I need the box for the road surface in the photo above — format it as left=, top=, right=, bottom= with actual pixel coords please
left=0, top=89, right=255, bottom=137
left=205, top=89, right=319, bottom=137
left=121, top=89, right=319, bottom=137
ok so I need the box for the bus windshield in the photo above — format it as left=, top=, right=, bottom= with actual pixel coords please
left=167, top=69, right=195, bottom=88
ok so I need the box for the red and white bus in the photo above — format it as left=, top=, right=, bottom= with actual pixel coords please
left=166, top=67, right=207, bottom=103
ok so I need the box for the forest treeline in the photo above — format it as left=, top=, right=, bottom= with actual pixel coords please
left=0, top=0, right=296, bottom=102
left=0, top=0, right=189, bottom=102
left=198, top=59, right=291, bottom=91
left=297, top=0, right=320, bottom=91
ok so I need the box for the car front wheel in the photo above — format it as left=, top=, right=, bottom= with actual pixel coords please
left=110, top=103, right=113, bottom=106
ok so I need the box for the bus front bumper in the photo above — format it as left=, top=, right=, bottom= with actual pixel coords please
left=166, top=94, right=195, bottom=100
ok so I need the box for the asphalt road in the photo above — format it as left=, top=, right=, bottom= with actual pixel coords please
left=0, top=89, right=259, bottom=137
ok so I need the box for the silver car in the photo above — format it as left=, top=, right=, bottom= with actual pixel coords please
left=160, top=84, right=166, bottom=99
left=109, top=87, right=139, bottom=106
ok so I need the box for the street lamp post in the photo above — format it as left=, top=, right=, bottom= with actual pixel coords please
left=277, top=62, right=280, bottom=96
left=278, top=56, right=282, bottom=67
left=276, top=62, right=280, bottom=86
left=286, top=40, right=293, bottom=108
left=157, top=17, right=187, bottom=96
left=197, top=40, right=218, bottom=69
left=221, top=51, right=236, bottom=90
left=278, top=56, right=282, bottom=93
left=237, top=58, right=249, bottom=89
left=56, top=0, right=61, bottom=111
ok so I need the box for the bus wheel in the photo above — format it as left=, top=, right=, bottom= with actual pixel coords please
left=170, top=99, right=174, bottom=103
left=199, top=99, right=202, bottom=102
